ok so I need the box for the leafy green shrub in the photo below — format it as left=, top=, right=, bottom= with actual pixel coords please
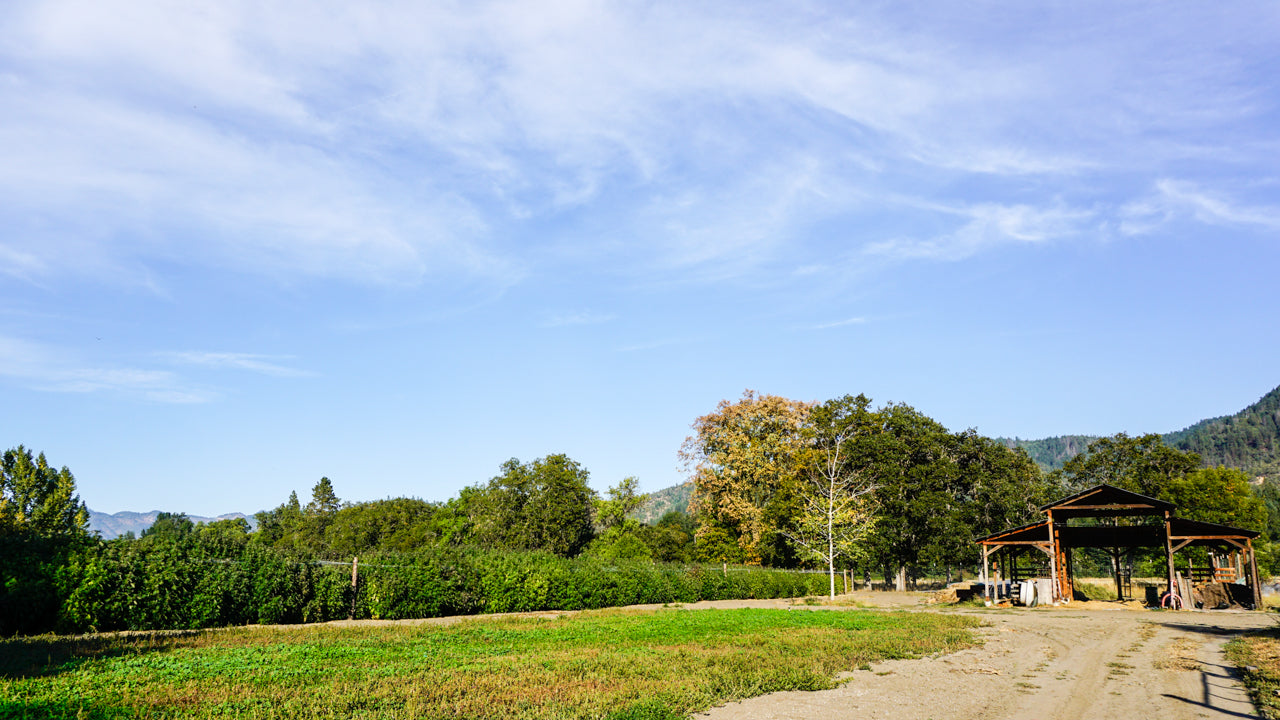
left=41, top=536, right=839, bottom=634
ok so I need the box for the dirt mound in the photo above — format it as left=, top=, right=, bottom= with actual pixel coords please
left=1194, top=581, right=1253, bottom=609
left=927, top=588, right=960, bottom=604
left=926, top=583, right=980, bottom=605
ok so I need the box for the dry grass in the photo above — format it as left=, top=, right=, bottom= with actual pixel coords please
left=1153, top=637, right=1201, bottom=671
left=1226, top=627, right=1280, bottom=718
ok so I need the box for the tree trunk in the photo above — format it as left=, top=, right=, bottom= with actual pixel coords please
left=895, top=566, right=907, bottom=592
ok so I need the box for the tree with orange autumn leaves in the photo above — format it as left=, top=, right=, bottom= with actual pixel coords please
left=680, top=391, right=813, bottom=565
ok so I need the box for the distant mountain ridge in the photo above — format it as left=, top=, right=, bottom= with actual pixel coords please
left=999, top=384, right=1280, bottom=478
left=88, top=509, right=257, bottom=540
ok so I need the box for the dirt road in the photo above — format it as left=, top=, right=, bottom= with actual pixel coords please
left=699, top=599, right=1272, bottom=720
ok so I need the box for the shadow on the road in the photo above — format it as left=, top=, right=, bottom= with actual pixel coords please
left=1158, top=638, right=1261, bottom=719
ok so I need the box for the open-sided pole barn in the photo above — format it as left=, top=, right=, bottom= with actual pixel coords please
left=977, top=484, right=1261, bottom=609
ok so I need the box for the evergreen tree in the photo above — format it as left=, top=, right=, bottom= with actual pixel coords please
left=0, top=446, right=92, bottom=635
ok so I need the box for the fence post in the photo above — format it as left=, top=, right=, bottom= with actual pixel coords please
left=723, top=562, right=727, bottom=577
left=349, top=556, right=359, bottom=620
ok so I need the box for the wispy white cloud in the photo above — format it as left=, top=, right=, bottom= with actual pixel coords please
left=1, top=0, right=1275, bottom=291
left=159, top=351, right=317, bottom=378
left=865, top=203, right=1093, bottom=262
left=813, top=317, right=867, bottom=330
left=1120, top=179, right=1280, bottom=235
left=542, top=312, right=616, bottom=328
left=616, top=338, right=686, bottom=353
left=0, top=336, right=214, bottom=403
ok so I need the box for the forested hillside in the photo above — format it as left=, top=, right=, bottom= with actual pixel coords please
left=632, top=482, right=692, bottom=523
left=1165, top=385, right=1280, bottom=478
left=996, top=435, right=1098, bottom=471
left=997, top=384, right=1280, bottom=479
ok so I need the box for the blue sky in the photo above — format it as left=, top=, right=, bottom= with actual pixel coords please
left=3, top=0, right=1278, bottom=516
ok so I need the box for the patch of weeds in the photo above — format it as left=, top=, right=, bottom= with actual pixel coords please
left=1154, top=638, right=1201, bottom=671
left=1227, top=629, right=1280, bottom=719
left=1107, top=662, right=1132, bottom=677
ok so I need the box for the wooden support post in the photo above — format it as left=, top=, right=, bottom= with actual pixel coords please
left=349, top=556, right=359, bottom=620
left=1065, top=546, right=1075, bottom=602
left=1249, top=539, right=1263, bottom=610
left=1046, top=510, right=1059, bottom=603
left=1112, top=548, right=1124, bottom=601
left=983, top=546, right=991, bottom=604
left=1164, top=511, right=1177, bottom=608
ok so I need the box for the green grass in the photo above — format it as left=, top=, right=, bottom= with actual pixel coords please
left=0, top=608, right=980, bottom=720
left=1226, top=626, right=1280, bottom=719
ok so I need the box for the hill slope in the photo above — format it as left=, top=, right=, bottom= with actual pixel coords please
left=996, top=434, right=1099, bottom=471
left=632, top=482, right=693, bottom=524
left=1000, top=384, right=1280, bottom=477
left=1165, top=384, right=1280, bottom=478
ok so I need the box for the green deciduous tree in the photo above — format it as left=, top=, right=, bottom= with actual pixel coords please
left=1165, top=466, right=1266, bottom=531
left=254, top=490, right=304, bottom=549
left=856, top=402, right=954, bottom=590
left=468, top=455, right=596, bottom=557
left=594, top=476, right=648, bottom=531
left=323, top=498, right=443, bottom=557
left=586, top=476, right=655, bottom=562
left=647, top=510, right=695, bottom=562
left=1052, top=433, right=1201, bottom=498
left=141, top=512, right=195, bottom=541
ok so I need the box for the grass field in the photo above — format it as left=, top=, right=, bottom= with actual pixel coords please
left=0, top=607, right=981, bottom=720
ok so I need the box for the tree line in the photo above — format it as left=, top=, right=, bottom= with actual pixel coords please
left=4, top=386, right=1276, bottom=634
left=0, top=447, right=701, bottom=635
left=679, top=391, right=1273, bottom=591
left=251, top=457, right=695, bottom=565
